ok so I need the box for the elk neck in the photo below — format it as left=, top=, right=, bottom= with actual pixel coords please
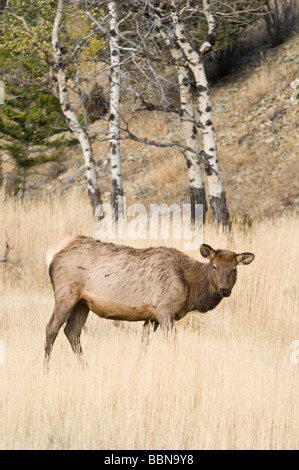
left=182, top=259, right=222, bottom=313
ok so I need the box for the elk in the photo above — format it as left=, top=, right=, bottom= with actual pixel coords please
left=45, top=236, right=254, bottom=365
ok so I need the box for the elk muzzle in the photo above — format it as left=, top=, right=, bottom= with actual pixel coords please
left=219, top=288, right=231, bottom=297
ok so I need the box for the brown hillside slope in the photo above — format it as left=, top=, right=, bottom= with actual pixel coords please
left=2, top=32, right=298, bottom=221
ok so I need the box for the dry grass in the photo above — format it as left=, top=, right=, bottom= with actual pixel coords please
left=246, top=67, right=272, bottom=108
left=0, top=191, right=298, bottom=450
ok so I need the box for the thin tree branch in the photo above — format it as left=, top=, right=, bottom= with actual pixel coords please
left=0, top=69, right=55, bottom=95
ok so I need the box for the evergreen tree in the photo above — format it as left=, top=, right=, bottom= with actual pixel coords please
left=0, top=0, right=105, bottom=207
left=0, top=82, right=67, bottom=196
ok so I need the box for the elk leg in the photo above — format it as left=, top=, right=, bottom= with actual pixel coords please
left=44, top=296, right=78, bottom=368
left=155, top=312, right=176, bottom=339
left=64, top=300, right=89, bottom=361
left=141, top=318, right=159, bottom=344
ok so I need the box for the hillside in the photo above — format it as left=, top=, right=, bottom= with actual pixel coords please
left=2, top=31, right=299, bottom=221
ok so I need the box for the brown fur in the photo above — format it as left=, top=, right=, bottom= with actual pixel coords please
left=44, top=236, right=254, bottom=364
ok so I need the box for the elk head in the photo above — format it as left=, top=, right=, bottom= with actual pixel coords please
left=200, top=244, right=255, bottom=297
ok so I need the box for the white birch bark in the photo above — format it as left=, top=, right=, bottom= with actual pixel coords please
left=52, top=0, right=101, bottom=212
left=177, top=63, right=207, bottom=222
left=168, top=46, right=207, bottom=222
left=152, top=10, right=207, bottom=222
left=108, top=1, right=123, bottom=220
left=170, top=0, right=230, bottom=228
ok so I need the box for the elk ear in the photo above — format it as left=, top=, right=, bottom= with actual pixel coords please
left=236, top=252, right=255, bottom=265
left=200, top=244, right=216, bottom=260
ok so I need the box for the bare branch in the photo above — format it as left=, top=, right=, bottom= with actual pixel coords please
left=136, top=98, right=184, bottom=116
left=0, top=69, right=54, bottom=95
left=199, top=0, right=217, bottom=54
left=69, top=25, right=104, bottom=60
left=85, top=9, right=108, bottom=34
left=114, top=119, right=216, bottom=176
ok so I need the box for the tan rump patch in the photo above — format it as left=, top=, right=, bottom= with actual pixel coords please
left=46, top=236, right=78, bottom=268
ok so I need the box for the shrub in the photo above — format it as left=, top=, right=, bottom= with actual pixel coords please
left=262, top=0, right=299, bottom=47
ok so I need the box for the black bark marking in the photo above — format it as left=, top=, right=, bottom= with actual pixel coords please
left=209, top=192, right=230, bottom=227
left=111, top=179, right=124, bottom=221
left=111, top=143, right=117, bottom=155
left=182, top=76, right=190, bottom=86
left=204, top=165, right=213, bottom=176
left=190, top=187, right=207, bottom=223
left=200, top=150, right=215, bottom=176
left=88, top=186, right=102, bottom=213
left=206, top=32, right=216, bottom=47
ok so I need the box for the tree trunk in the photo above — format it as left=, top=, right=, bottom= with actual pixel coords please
left=170, top=0, right=230, bottom=229
left=20, top=166, right=26, bottom=199
left=175, top=58, right=207, bottom=223
left=108, top=1, right=123, bottom=221
left=52, top=0, right=102, bottom=213
left=20, top=138, right=29, bottom=199
left=153, top=8, right=207, bottom=223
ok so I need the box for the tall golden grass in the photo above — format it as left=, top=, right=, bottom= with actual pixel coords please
left=0, top=190, right=298, bottom=450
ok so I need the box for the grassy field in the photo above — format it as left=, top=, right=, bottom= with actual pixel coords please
left=0, top=190, right=298, bottom=450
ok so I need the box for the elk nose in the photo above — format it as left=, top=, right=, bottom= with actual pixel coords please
left=220, top=288, right=231, bottom=297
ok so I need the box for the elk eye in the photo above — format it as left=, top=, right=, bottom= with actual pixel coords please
left=212, top=264, right=217, bottom=270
